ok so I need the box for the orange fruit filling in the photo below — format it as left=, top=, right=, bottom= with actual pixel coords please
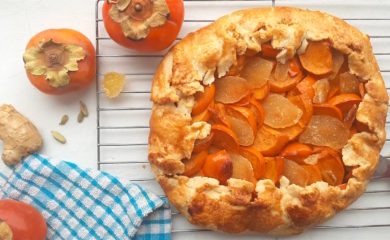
left=183, top=40, right=364, bottom=188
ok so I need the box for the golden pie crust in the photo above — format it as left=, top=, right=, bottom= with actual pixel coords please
left=148, top=7, right=389, bottom=234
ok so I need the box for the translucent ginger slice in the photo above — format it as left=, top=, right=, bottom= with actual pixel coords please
left=313, top=79, right=330, bottom=104
left=263, top=94, right=303, bottom=128
left=270, top=59, right=302, bottom=93
left=102, top=72, right=125, bottom=98
left=226, top=115, right=255, bottom=146
left=339, top=72, right=360, bottom=94
left=282, top=159, right=309, bottom=187
left=299, top=115, right=349, bottom=149
left=214, top=76, right=250, bottom=104
left=230, top=153, right=256, bottom=183
left=241, top=57, right=274, bottom=89
left=328, top=50, right=345, bottom=80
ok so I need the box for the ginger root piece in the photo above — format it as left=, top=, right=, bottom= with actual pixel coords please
left=0, top=104, right=42, bottom=166
left=0, top=221, right=12, bottom=240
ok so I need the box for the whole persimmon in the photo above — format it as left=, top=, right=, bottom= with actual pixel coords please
left=102, top=0, right=184, bottom=51
left=0, top=200, right=47, bottom=240
left=23, top=29, right=96, bottom=95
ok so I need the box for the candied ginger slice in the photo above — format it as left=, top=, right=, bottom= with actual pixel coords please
left=102, top=72, right=126, bottom=98
left=263, top=94, right=303, bottom=128
left=214, top=76, right=250, bottom=104
left=226, top=116, right=255, bottom=146
left=313, top=78, right=330, bottom=104
left=299, top=115, right=349, bottom=149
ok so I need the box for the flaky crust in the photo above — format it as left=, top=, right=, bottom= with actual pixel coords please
left=148, top=7, right=389, bottom=235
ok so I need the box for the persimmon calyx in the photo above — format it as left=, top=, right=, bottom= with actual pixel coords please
left=23, top=39, right=86, bottom=88
left=109, top=0, right=170, bottom=40
left=0, top=221, right=13, bottom=240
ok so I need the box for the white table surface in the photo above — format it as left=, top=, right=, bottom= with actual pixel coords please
left=1, top=0, right=390, bottom=239
left=0, top=0, right=97, bottom=175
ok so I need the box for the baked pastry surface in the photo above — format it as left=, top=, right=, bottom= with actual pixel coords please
left=148, top=7, right=388, bottom=234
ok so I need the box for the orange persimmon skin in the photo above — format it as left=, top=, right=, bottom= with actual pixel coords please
left=328, top=93, right=361, bottom=117
left=313, top=104, right=343, bottom=121
left=102, top=0, right=184, bottom=52
left=261, top=43, right=280, bottom=58
left=183, top=150, right=208, bottom=177
left=240, top=146, right=266, bottom=179
left=280, top=143, right=312, bottom=164
left=0, top=200, right=47, bottom=240
left=203, top=150, right=233, bottom=184
left=25, top=29, right=96, bottom=95
left=263, top=156, right=284, bottom=184
left=192, top=84, right=216, bottom=115
left=296, top=75, right=316, bottom=100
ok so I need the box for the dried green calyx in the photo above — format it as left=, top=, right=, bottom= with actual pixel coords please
left=109, top=0, right=170, bottom=40
left=23, top=39, right=86, bottom=88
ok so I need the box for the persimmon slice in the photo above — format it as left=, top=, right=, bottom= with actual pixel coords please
left=280, top=143, right=312, bottom=165
left=183, top=150, right=208, bottom=177
left=299, top=41, right=333, bottom=75
left=225, top=106, right=257, bottom=135
left=192, top=84, right=215, bottom=115
left=214, top=76, right=250, bottom=104
left=203, top=150, right=233, bottom=184
left=209, top=103, right=232, bottom=128
left=240, top=146, right=265, bottom=179
left=270, top=59, right=303, bottom=93
left=328, top=93, right=361, bottom=117
left=253, top=126, right=289, bottom=156
left=339, top=72, right=360, bottom=94
left=327, top=86, right=340, bottom=99
left=211, top=124, right=239, bottom=152
left=193, top=132, right=214, bottom=154
left=343, top=104, right=358, bottom=129
left=279, top=94, right=313, bottom=140
left=295, top=75, right=316, bottom=100
left=317, top=154, right=345, bottom=186
left=263, top=94, right=303, bottom=128
left=261, top=43, right=280, bottom=58
left=312, top=78, right=330, bottom=104
left=253, top=81, right=270, bottom=100
left=263, top=157, right=284, bottom=184
left=282, top=159, right=309, bottom=187
left=302, top=165, right=322, bottom=185
left=299, top=115, right=349, bottom=149
left=192, top=105, right=212, bottom=123
left=227, top=55, right=245, bottom=76
left=241, top=57, right=274, bottom=89
left=313, top=104, right=343, bottom=121
left=226, top=116, right=255, bottom=146
left=249, top=98, right=265, bottom=128
left=230, top=153, right=256, bottom=183
left=234, top=94, right=251, bottom=106
left=290, top=94, right=313, bottom=126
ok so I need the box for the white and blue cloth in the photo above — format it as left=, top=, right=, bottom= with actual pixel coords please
left=0, top=154, right=171, bottom=240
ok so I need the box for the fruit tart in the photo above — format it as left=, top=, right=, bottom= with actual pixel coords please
left=148, top=7, right=388, bottom=235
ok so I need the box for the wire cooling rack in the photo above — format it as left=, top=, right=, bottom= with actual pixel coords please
left=95, top=0, right=390, bottom=239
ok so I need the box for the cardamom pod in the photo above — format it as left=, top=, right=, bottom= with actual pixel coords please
left=80, top=101, right=88, bottom=117
left=51, top=131, right=66, bottom=144
left=77, top=111, right=84, bottom=123
left=59, top=115, right=69, bottom=125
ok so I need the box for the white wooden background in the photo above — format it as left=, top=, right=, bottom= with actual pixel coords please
left=95, top=0, right=390, bottom=239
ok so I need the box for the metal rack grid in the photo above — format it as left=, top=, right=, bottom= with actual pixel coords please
left=95, top=0, right=390, bottom=239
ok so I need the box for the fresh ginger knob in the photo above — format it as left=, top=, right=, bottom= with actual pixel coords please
left=0, top=104, right=42, bottom=166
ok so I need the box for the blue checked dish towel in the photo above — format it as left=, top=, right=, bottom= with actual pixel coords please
left=0, top=154, right=171, bottom=240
